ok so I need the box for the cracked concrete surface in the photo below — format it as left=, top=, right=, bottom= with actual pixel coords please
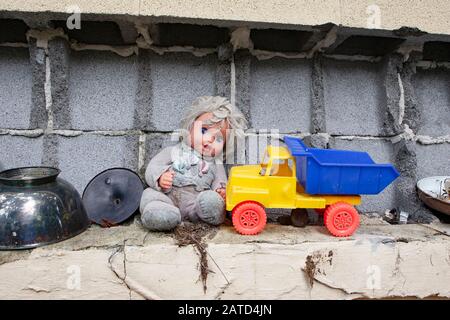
left=0, top=216, right=449, bottom=300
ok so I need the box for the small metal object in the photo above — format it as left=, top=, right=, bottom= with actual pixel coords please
left=384, top=208, right=409, bottom=224
left=417, top=176, right=450, bottom=215
left=384, top=209, right=396, bottom=223
left=443, top=179, right=450, bottom=198
left=0, top=167, right=90, bottom=250
left=398, top=211, right=409, bottom=224
left=82, top=168, right=144, bottom=227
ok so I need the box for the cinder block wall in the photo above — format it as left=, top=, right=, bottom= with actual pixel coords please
left=0, top=16, right=449, bottom=219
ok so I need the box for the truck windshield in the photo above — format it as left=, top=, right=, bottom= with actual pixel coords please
left=260, top=150, right=294, bottom=177
left=259, top=151, right=269, bottom=175
left=270, top=159, right=284, bottom=175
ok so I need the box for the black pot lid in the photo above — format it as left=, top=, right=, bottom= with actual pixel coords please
left=82, top=168, right=144, bottom=227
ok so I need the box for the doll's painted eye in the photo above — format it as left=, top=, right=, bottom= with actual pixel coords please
left=216, top=135, right=223, bottom=143
left=201, top=127, right=208, bottom=135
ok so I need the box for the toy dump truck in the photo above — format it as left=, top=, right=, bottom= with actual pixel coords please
left=226, top=136, right=400, bottom=237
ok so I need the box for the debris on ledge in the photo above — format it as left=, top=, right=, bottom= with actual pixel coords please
left=0, top=216, right=449, bottom=300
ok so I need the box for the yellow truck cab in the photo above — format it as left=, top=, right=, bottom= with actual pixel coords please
left=226, top=145, right=361, bottom=236
left=226, top=146, right=297, bottom=210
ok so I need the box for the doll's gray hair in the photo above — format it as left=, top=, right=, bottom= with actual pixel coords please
left=179, top=96, right=248, bottom=140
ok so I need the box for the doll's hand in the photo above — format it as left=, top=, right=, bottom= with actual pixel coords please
left=158, top=170, right=175, bottom=190
left=215, top=188, right=226, bottom=201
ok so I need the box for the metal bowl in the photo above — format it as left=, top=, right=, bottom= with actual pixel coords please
left=0, top=167, right=90, bottom=250
left=417, top=176, right=450, bottom=215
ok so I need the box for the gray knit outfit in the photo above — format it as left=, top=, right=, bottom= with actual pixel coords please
left=140, top=142, right=227, bottom=231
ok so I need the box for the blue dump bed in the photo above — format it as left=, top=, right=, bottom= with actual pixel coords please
left=284, top=136, right=400, bottom=195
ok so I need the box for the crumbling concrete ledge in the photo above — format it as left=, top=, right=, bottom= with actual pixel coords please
left=0, top=216, right=449, bottom=300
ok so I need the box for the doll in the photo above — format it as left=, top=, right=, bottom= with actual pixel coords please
left=140, top=96, right=248, bottom=231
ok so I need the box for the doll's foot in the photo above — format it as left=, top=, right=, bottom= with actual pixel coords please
left=195, top=190, right=225, bottom=226
left=141, top=201, right=181, bottom=231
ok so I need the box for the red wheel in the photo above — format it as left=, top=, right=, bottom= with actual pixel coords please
left=324, top=202, right=359, bottom=237
left=232, top=201, right=267, bottom=235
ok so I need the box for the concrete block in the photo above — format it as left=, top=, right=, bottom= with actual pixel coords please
left=150, top=52, right=216, bottom=131
left=250, top=57, right=312, bottom=133
left=234, top=50, right=252, bottom=126
left=413, top=68, right=450, bottom=136
left=152, top=23, right=229, bottom=48
left=52, top=20, right=126, bottom=45
left=0, top=47, right=32, bottom=129
left=28, top=38, right=48, bottom=129
left=134, top=49, right=153, bottom=131
left=330, top=137, right=394, bottom=167
left=401, top=61, right=422, bottom=133
left=116, top=20, right=139, bottom=44
left=303, top=133, right=329, bottom=149
left=415, top=143, right=450, bottom=180
left=143, top=133, right=179, bottom=176
left=56, top=134, right=139, bottom=194
left=0, top=19, right=28, bottom=43
left=250, top=29, right=313, bottom=52
left=217, top=43, right=233, bottom=62
left=329, top=138, right=397, bottom=213
left=311, top=55, right=326, bottom=133
left=67, top=50, right=138, bottom=131
left=215, top=60, right=231, bottom=100
left=323, top=58, right=385, bottom=136
left=0, top=135, right=43, bottom=170
left=41, top=134, right=58, bottom=167
left=390, top=140, right=437, bottom=223
left=423, top=41, right=450, bottom=62
left=48, top=38, right=71, bottom=129
left=327, top=35, right=405, bottom=56
left=382, top=54, right=403, bottom=136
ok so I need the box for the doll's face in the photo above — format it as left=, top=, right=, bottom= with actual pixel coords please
left=188, top=112, right=229, bottom=158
